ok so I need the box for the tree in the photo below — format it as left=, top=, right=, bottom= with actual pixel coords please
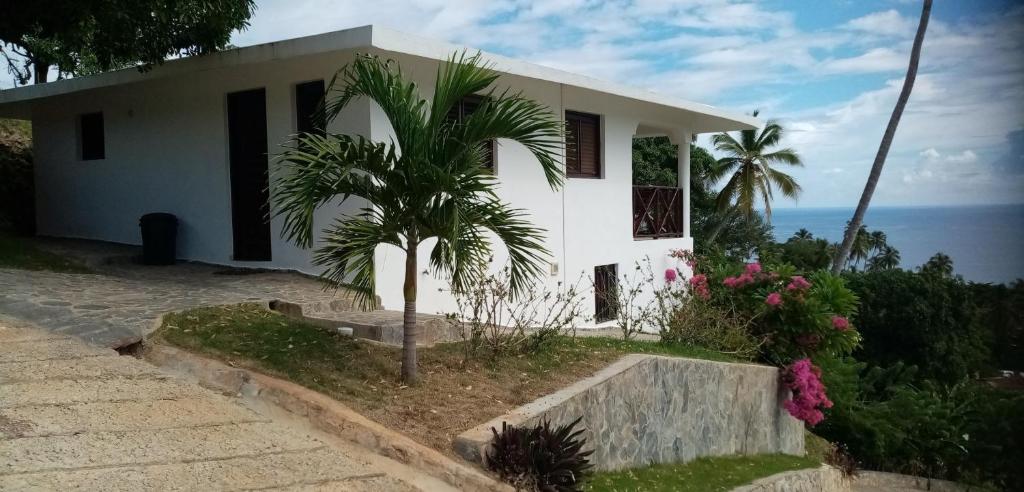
left=793, top=228, right=813, bottom=240
left=832, top=0, right=932, bottom=274
left=273, top=53, right=563, bottom=383
left=705, top=110, right=802, bottom=243
left=0, top=0, right=255, bottom=84
left=867, top=246, right=901, bottom=272
left=920, top=252, right=954, bottom=277
left=631, top=136, right=678, bottom=186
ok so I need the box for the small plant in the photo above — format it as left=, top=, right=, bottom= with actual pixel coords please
left=824, top=443, right=859, bottom=479
left=593, top=262, right=656, bottom=340
left=487, top=417, right=594, bottom=491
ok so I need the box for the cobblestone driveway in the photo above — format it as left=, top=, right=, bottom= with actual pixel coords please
left=0, top=239, right=355, bottom=348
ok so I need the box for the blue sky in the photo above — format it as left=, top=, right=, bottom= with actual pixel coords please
left=226, top=0, right=1022, bottom=208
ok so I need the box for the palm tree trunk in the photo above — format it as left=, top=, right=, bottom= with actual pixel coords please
left=831, top=0, right=931, bottom=275
left=401, top=238, right=419, bottom=384
left=704, top=208, right=738, bottom=244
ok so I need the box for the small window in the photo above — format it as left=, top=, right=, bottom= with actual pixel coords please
left=594, top=264, right=619, bottom=322
left=79, top=112, right=105, bottom=160
left=295, top=80, right=326, bottom=135
left=565, top=111, right=601, bottom=178
left=446, top=95, right=495, bottom=170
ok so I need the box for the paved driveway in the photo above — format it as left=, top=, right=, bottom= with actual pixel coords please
left=0, top=319, right=445, bottom=491
left=0, top=239, right=355, bottom=348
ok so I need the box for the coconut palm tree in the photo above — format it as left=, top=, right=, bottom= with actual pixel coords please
left=867, top=246, right=902, bottom=272
left=869, top=230, right=888, bottom=255
left=921, top=252, right=954, bottom=277
left=793, top=228, right=813, bottom=240
left=832, top=0, right=932, bottom=274
left=273, top=52, right=563, bottom=383
left=847, top=224, right=872, bottom=269
left=704, top=110, right=802, bottom=243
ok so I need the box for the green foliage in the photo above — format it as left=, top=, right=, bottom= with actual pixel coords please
left=0, top=232, right=92, bottom=273
left=695, top=211, right=775, bottom=261
left=970, top=280, right=1024, bottom=371
left=487, top=418, right=593, bottom=492
left=814, top=355, right=1024, bottom=489
left=0, top=0, right=256, bottom=84
left=658, top=299, right=760, bottom=360
left=761, top=236, right=834, bottom=273
left=0, top=119, right=33, bottom=233
left=631, top=136, right=677, bottom=186
left=844, top=269, right=991, bottom=385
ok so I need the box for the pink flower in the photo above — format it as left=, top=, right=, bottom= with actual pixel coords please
left=765, top=292, right=783, bottom=307
left=688, top=273, right=705, bottom=286
left=686, top=260, right=697, bottom=269
left=832, top=316, right=850, bottom=331
left=745, top=262, right=762, bottom=275
left=665, top=268, right=678, bottom=282
left=786, top=276, right=811, bottom=291
left=723, top=276, right=738, bottom=288
left=782, top=359, right=833, bottom=426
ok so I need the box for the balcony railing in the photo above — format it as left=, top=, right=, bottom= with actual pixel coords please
left=633, top=185, right=684, bottom=239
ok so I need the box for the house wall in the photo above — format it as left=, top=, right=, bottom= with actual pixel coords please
left=371, top=52, right=694, bottom=324
left=31, top=50, right=371, bottom=272
left=29, top=48, right=698, bottom=324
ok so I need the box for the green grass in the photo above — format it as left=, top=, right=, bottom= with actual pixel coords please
left=584, top=454, right=821, bottom=492
left=153, top=304, right=744, bottom=454
left=0, top=233, right=92, bottom=273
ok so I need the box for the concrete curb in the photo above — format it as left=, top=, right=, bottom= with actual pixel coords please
left=144, top=343, right=511, bottom=492
left=731, top=465, right=849, bottom=492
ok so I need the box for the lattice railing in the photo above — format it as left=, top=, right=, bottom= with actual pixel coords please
left=632, top=185, right=684, bottom=239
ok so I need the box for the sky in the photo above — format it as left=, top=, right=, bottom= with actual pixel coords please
left=7, top=1, right=1022, bottom=208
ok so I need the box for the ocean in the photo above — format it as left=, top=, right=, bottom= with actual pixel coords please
left=768, top=205, right=1024, bottom=285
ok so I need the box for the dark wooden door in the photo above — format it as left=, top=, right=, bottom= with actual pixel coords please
left=226, top=88, right=272, bottom=261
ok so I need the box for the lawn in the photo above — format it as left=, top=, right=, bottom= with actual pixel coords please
left=0, top=232, right=92, bottom=273
left=584, top=454, right=821, bottom=492
left=153, top=303, right=741, bottom=455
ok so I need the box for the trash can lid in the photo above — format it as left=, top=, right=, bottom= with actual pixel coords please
left=140, top=212, right=178, bottom=223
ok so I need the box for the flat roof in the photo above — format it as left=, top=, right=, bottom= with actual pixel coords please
left=0, top=25, right=758, bottom=131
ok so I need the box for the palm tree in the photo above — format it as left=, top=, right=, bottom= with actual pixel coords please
left=705, top=110, right=802, bottom=243
left=921, top=252, right=954, bottom=277
left=793, top=228, right=813, bottom=240
left=867, top=246, right=901, bottom=272
left=847, top=224, right=872, bottom=269
left=869, top=230, right=888, bottom=255
left=832, top=0, right=932, bottom=274
left=273, top=53, right=563, bottom=383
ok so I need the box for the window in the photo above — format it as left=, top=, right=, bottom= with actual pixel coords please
left=565, top=111, right=601, bottom=178
left=446, top=94, right=495, bottom=170
left=295, top=80, right=326, bottom=135
left=594, top=264, right=618, bottom=322
left=79, top=112, right=105, bottom=160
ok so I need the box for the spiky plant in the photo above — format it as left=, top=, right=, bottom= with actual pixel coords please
left=487, top=417, right=593, bottom=491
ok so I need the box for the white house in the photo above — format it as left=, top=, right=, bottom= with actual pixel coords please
left=0, top=25, right=756, bottom=323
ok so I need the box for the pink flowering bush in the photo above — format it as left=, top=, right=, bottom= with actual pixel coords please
left=782, top=358, right=833, bottom=426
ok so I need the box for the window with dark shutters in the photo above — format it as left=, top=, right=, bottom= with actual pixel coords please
left=445, top=94, right=495, bottom=170
left=565, top=111, right=601, bottom=178
left=79, top=112, right=105, bottom=161
left=594, top=264, right=619, bottom=322
left=295, top=80, right=326, bottom=135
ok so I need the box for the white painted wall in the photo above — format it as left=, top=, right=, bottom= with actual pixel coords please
left=28, top=48, right=704, bottom=325
left=32, top=51, right=370, bottom=272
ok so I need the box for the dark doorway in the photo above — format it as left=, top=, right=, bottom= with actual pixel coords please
left=594, top=263, right=619, bottom=322
left=226, top=88, right=272, bottom=261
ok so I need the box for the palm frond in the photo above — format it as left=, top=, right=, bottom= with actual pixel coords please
left=313, top=210, right=402, bottom=307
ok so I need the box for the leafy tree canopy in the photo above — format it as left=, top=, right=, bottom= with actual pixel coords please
left=1, top=0, right=256, bottom=84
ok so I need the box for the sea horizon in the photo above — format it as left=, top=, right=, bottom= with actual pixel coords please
left=765, top=204, right=1024, bottom=285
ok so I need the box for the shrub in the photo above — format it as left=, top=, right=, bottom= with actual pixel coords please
left=782, top=358, right=832, bottom=426
left=970, top=280, right=1024, bottom=372
left=487, top=417, right=593, bottom=491
left=658, top=298, right=760, bottom=360
left=0, top=119, right=34, bottom=234
left=844, top=270, right=991, bottom=385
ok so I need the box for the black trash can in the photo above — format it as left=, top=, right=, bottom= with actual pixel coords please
left=139, top=213, right=178, bottom=265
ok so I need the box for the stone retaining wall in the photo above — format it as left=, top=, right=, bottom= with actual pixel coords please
left=732, top=465, right=849, bottom=492
left=455, top=354, right=804, bottom=471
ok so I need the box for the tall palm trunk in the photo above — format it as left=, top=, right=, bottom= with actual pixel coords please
left=401, top=237, right=419, bottom=384
left=832, top=0, right=931, bottom=274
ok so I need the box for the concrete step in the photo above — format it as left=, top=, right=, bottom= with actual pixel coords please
left=0, top=446, right=414, bottom=491
left=0, top=421, right=324, bottom=474
left=0, top=397, right=266, bottom=438
left=0, top=376, right=208, bottom=408
left=0, top=337, right=114, bottom=364
left=0, top=354, right=164, bottom=383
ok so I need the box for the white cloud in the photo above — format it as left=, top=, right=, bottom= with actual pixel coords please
left=843, top=10, right=916, bottom=37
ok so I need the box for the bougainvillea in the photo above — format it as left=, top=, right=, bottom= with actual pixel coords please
left=664, top=268, right=678, bottom=283
left=782, top=358, right=833, bottom=426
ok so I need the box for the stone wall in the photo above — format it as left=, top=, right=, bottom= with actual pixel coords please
left=455, top=354, right=804, bottom=471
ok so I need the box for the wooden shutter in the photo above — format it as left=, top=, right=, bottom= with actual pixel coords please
left=566, top=111, right=600, bottom=178
left=295, top=80, right=326, bottom=135
left=447, top=95, right=494, bottom=170
left=80, top=112, right=105, bottom=160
